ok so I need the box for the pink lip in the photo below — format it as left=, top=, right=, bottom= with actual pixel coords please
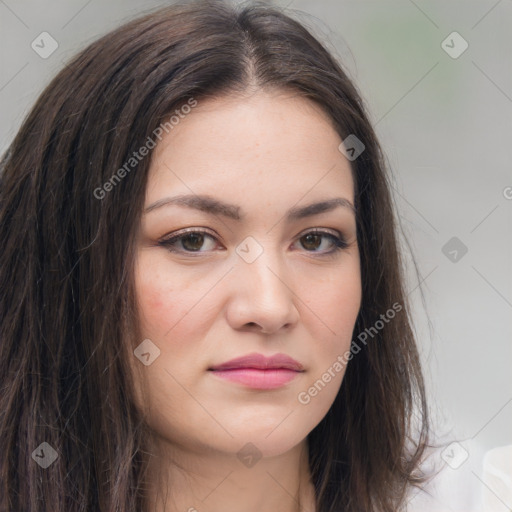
left=208, top=353, right=304, bottom=390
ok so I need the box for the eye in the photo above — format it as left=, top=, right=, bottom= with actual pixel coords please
left=158, top=228, right=349, bottom=257
left=294, top=229, right=348, bottom=256
left=159, top=228, right=220, bottom=254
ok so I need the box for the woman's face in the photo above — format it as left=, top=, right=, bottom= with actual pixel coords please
left=133, top=90, right=361, bottom=458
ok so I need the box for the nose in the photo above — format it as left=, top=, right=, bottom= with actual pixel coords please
left=225, top=247, right=300, bottom=335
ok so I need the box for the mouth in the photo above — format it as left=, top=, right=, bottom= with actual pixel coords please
left=208, top=352, right=304, bottom=390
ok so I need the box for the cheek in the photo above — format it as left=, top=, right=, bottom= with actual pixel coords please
left=306, top=262, right=361, bottom=336
left=135, top=256, right=197, bottom=339
left=295, top=270, right=361, bottom=418
left=136, top=271, right=172, bottom=335
left=133, top=255, right=220, bottom=379
left=302, top=261, right=361, bottom=386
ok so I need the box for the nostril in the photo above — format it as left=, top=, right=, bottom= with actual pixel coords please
left=244, top=322, right=270, bottom=333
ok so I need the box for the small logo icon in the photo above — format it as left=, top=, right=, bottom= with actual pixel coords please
left=441, top=441, right=469, bottom=469
left=442, top=237, right=468, bottom=263
left=31, top=442, right=58, bottom=468
left=31, top=32, right=59, bottom=59
left=237, top=442, right=262, bottom=468
left=134, top=339, right=161, bottom=366
left=338, top=134, right=365, bottom=161
left=236, top=236, right=264, bottom=263
left=441, top=32, right=468, bottom=59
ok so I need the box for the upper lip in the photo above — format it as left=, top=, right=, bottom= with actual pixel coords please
left=209, top=353, right=304, bottom=371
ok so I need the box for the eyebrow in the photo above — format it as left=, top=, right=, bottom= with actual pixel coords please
left=144, top=194, right=355, bottom=220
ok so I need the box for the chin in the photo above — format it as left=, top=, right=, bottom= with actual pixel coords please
left=204, top=414, right=319, bottom=460
left=212, top=431, right=310, bottom=462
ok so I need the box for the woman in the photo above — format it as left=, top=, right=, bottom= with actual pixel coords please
left=0, top=1, right=429, bottom=511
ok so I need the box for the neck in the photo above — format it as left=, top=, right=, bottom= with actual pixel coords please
left=144, top=437, right=316, bottom=512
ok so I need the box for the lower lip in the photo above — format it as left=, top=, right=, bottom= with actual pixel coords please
left=209, top=368, right=300, bottom=389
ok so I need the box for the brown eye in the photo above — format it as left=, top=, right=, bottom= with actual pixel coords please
left=181, top=233, right=206, bottom=251
left=295, top=230, right=348, bottom=255
left=301, top=233, right=322, bottom=251
left=159, top=229, right=219, bottom=254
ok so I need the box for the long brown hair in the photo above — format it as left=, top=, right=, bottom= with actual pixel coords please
left=0, top=1, right=429, bottom=510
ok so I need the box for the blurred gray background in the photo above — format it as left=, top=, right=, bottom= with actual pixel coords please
left=1, top=0, right=511, bottom=509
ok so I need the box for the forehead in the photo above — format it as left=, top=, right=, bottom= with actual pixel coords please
left=146, top=90, right=355, bottom=208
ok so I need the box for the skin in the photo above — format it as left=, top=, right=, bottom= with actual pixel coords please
left=132, top=88, right=362, bottom=512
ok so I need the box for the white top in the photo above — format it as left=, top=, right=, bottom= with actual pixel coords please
left=407, top=442, right=512, bottom=511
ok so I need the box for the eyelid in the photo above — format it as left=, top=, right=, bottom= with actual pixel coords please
left=158, top=226, right=339, bottom=243
left=159, top=226, right=218, bottom=241
left=297, top=226, right=342, bottom=238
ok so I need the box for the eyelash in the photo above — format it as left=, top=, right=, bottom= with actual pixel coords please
left=158, top=228, right=348, bottom=258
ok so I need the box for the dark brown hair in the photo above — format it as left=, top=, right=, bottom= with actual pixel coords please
left=0, top=1, right=429, bottom=510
